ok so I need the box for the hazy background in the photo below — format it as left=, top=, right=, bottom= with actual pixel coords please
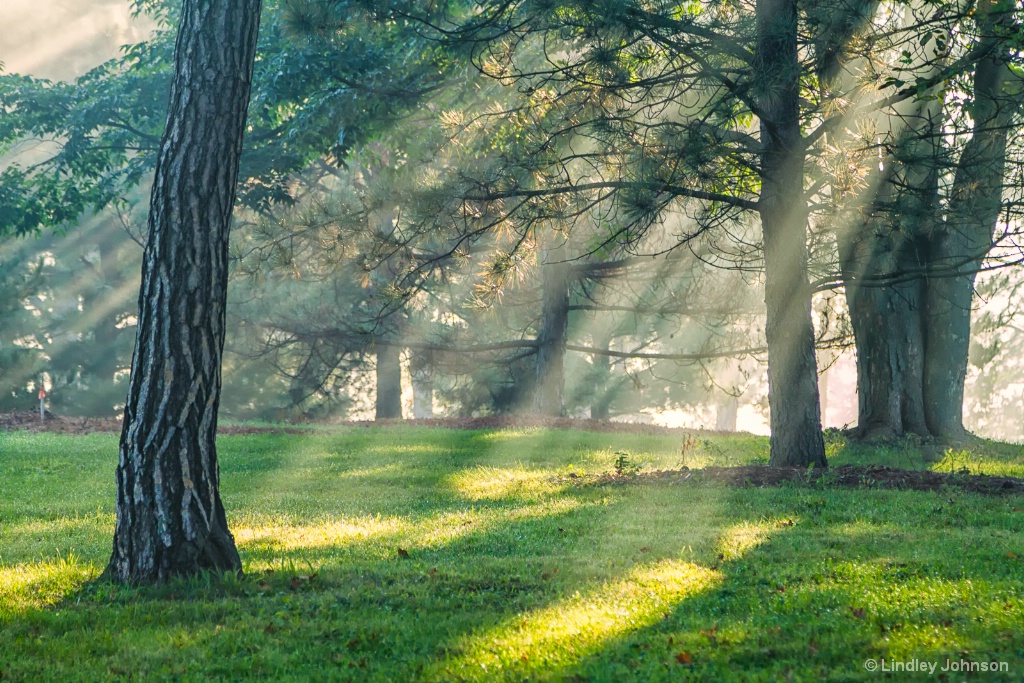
left=0, top=0, right=152, bottom=80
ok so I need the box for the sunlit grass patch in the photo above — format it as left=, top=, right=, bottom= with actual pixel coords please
left=0, top=551, right=94, bottom=613
left=716, top=519, right=786, bottom=559
left=448, top=465, right=568, bottom=501
left=436, top=560, right=720, bottom=680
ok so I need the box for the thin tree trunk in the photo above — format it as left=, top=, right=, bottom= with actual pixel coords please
left=589, top=333, right=613, bottom=420
left=533, top=259, right=571, bottom=416
left=756, top=0, right=826, bottom=467
left=715, top=395, right=739, bottom=432
left=375, top=343, right=403, bottom=420
left=108, top=0, right=261, bottom=583
left=84, top=229, right=129, bottom=413
left=410, top=349, right=434, bottom=419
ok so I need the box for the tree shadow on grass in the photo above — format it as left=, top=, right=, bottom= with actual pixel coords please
left=0, top=469, right=750, bottom=681
left=508, top=489, right=1024, bottom=683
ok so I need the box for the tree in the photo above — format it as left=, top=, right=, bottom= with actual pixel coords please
left=396, top=0, right=828, bottom=465
left=814, top=0, right=1024, bottom=440
left=756, top=0, right=826, bottom=466
left=107, top=0, right=262, bottom=583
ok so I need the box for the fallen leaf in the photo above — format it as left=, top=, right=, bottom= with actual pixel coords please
left=1005, top=551, right=1018, bottom=559
left=397, top=548, right=410, bottom=559
left=675, top=652, right=693, bottom=665
left=639, top=547, right=650, bottom=553
left=851, top=607, right=866, bottom=619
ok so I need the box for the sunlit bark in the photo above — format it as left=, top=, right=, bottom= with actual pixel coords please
left=757, top=0, right=827, bottom=467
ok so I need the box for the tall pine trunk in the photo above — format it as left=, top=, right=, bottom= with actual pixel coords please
left=589, top=333, right=613, bottom=420
left=922, top=2, right=1018, bottom=437
left=410, top=349, right=434, bottom=419
left=756, top=0, right=826, bottom=467
left=839, top=135, right=936, bottom=440
left=375, top=343, right=403, bottom=420
left=533, top=259, right=571, bottom=416
left=108, top=0, right=262, bottom=584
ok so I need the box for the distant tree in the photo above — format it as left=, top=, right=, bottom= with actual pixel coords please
left=107, top=0, right=262, bottom=583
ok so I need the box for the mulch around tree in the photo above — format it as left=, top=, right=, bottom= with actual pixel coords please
left=4, top=412, right=1023, bottom=496
left=568, top=465, right=1024, bottom=496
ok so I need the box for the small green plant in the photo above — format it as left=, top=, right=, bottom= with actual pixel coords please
left=613, top=450, right=641, bottom=476
left=938, top=448, right=978, bottom=475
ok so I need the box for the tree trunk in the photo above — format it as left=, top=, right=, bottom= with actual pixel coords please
left=839, top=173, right=932, bottom=440
left=375, top=343, right=403, bottom=420
left=589, top=333, right=613, bottom=420
left=108, top=0, right=261, bottom=583
left=715, top=395, right=738, bottom=432
left=922, top=4, right=1018, bottom=438
left=410, top=348, right=433, bottom=419
left=533, top=259, right=571, bottom=416
left=756, top=0, right=826, bottom=468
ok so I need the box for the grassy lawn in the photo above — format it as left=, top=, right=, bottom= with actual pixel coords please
left=1, top=426, right=1022, bottom=681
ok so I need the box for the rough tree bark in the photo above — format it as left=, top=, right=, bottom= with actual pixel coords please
left=756, top=0, right=827, bottom=467
left=375, top=343, right=403, bottom=420
left=108, top=0, right=262, bottom=583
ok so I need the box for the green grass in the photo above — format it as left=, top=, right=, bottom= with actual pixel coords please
left=0, top=426, right=1022, bottom=681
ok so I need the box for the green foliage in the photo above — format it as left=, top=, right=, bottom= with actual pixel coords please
left=612, top=449, right=640, bottom=476
left=0, top=427, right=1023, bottom=680
left=0, top=247, right=45, bottom=411
left=0, top=0, right=461, bottom=235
